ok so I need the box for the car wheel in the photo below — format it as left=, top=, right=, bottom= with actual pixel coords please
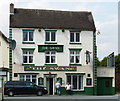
left=8, top=91, right=14, bottom=96
left=37, top=91, right=43, bottom=96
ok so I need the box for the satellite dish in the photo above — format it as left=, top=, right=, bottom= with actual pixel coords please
left=10, top=40, right=16, bottom=50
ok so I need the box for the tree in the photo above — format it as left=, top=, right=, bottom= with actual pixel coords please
left=100, top=57, right=107, bottom=67
left=96, top=57, right=100, bottom=67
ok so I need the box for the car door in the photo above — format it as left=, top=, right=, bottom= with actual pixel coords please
left=24, top=82, right=37, bottom=94
left=14, top=81, right=26, bottom=94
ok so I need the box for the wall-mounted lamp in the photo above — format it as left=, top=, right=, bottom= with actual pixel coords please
left=62, top=29, right=65, bottom=32
left=38, top=29, right=41, bottom=32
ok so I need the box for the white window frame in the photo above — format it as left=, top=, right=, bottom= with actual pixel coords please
left=19, top=74, right=38, bottom=84
left=23, top=50, right=34, bottom=64
left=66, top=75, right=84, bottom=91
left=45, top=51, right=56, bottom=64
left=45, top=31, right=56, bottom=42
left=70, top=32, right=80, bottom=43
left=23, top=30, right=34, bottom=42
left=70, top=51, right=80, bottom=64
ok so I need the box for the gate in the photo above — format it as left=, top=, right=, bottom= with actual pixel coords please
left=97, top=77, right=114, bottom=95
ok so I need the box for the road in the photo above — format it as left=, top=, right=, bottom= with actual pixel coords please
left=3, top=95, right=120, bottom=101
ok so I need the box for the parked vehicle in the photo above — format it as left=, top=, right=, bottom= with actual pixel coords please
left=4, top=81, right=48, bottom=96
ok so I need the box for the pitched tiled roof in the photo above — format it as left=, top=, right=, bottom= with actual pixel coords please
left=10, top=8, right=96, bottom=31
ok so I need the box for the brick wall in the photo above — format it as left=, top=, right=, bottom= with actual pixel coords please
left=115, top=72, right=120, bottom=92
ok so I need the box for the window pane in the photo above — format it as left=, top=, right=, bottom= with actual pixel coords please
left=76, top=56, right=79, bottom=63
left=32, top=75, right=36, bottom=84
left=46, top=51, right=50, bottom=54
left=26, top=75, right=30, bottom=81
left=23, top=31, right=28, bottom=41
left=29, top=31, right=33, bottom=41
left=70, top=56, right=74, bottom=63
left=46, top=32, right=50, bottom=41
left=70, top=33, right=74, bottom=42
left=29, top=51, right=33, bottom=54
left=67, top=76, right=71, bottom=84
left=76, top=33, right=80, bottom=42
left=51, top=51, right=55, bottom=55
left=23, top=56, right=27, bottom=63
left=51, top=56, right=55, bottom=63
left=73, top=75, right=77, bottom=89
left=79, top=76, right=83, bottom=89
left=32, top=79, right=36, bottom=84
left=32, top=75, right=36, bottom=78
left=46, top=56, right=50, bottom=63
left=29, top=56, right=33, bottom=63
left=76, top=51, right=80, bottom=55
left=23, top=50, right=27, bottom=54
left=20, top=75, right=24, bottom=81
left=70, top=51, right=74, bottom=55
left=51, top=32, right=55, bottom=41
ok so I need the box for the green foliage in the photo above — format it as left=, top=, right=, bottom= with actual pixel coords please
left=96, top=57, right=100, bottom=67
left=100, top=57, right=107, bottom=67
left=98, top=54, right=120, bottom=72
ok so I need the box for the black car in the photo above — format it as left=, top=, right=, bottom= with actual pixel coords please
left=4, top=81, right=48, bottom=96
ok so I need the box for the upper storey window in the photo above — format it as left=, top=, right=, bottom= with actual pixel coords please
left=23, top=29, right=34, bottom=42
left=45, top=30, right=56, bottom=42
left=70, top=32, right=80, bottom=43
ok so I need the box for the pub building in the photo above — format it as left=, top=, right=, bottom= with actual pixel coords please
left=9, top=4, right=115, bottom=95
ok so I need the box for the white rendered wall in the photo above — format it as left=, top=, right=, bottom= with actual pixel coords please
left=12, top=28, right=94, bottom=87
left=0, top=35, right=9, bottom=68
left=0, top=34, right=9, bottom=81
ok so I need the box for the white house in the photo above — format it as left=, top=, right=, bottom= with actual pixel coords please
left=0, top=31, right=9, bottom=87
left=9, top=4, right=115, bottom=95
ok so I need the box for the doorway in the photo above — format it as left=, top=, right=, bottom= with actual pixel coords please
left=46, top=78, right=53, bottom=95
left=97, top=77, right=113, bottom=95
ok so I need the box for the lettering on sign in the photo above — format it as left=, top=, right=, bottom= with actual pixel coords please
left=24, top=66, right=77, bottom=71
left=38, top=45, right=63, bottom=52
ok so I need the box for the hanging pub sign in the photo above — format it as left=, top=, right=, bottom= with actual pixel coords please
left=38, top=45, right=64, bottom=52
left=24, top=66, right=77, bottom=71
left=85, top=50, right=91, bottom=64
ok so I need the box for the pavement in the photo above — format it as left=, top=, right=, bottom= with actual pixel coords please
left=3, top=95, right=120, bottom=101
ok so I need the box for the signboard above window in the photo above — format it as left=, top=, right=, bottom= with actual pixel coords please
left=38, top=45, right=64, bottom=52
left=24, top=66, right=77, bottom=71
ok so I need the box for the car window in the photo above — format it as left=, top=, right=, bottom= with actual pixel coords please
left=26, top=82, right=34, bottom=87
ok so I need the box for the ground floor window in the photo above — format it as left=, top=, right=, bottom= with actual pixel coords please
left=0, top=71, right=7, bottom=87
left=19, top=74, right=37, bottom=84
left=66, top=75, right=84, bottom=90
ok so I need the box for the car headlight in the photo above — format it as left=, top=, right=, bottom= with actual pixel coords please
left=44, top=87, right=47, bottom=90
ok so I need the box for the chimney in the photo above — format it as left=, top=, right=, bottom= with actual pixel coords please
left=10, top=3, right=14, bottom=15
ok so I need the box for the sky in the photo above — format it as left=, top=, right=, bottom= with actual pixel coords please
left=0, top=0, right=118, bottom=60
